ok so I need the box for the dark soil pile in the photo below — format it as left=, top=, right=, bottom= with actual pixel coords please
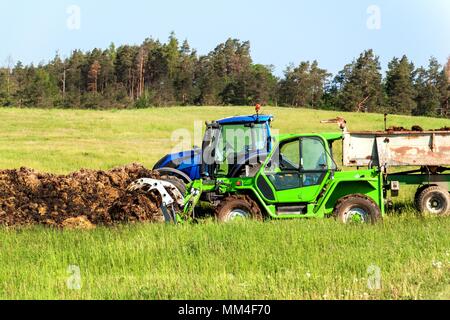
left=387, top=126, right=450, bottom=132
left=0, top=164, right=162, bottom=228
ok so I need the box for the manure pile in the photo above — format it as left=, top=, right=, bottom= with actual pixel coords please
left=0, top=164, right=163, bottom=228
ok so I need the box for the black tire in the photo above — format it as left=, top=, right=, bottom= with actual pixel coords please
left=155, top=168, right=192, bottom=184
left=416, top=186, right=450, bottom=216
left=414, top=185, right=430, bottom=210
left=214, top=195, right=263, bottom=223
left=334, top=194, right=382, bottom=224
left=160, top=175, right=187, bottom=195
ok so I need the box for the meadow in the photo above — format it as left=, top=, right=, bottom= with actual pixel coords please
left=0, top=106, right=449, bottom=300
left=1, top=106, right=449, bottom=173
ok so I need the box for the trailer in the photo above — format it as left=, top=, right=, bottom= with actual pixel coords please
left=343, top=129, right=450, bottom=215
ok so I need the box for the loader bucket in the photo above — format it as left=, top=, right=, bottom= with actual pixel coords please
left=128, top=178, right=185, bottom=223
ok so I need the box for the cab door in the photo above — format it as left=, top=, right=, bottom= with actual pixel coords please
left=261, top=136, right=331, bottom=204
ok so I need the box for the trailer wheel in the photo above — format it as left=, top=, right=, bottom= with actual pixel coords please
left=215, top=195, right=263, bottom=223
left=334, top=194, right=382, bottom=224
left=416, top=186, right=450, bottom=216
left=414, top=185, right=430, bottom=210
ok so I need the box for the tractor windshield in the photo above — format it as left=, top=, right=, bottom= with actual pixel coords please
left=201, top=122, right=269, bottom=178
left=214, top=123, right=268, bottom=176
left=217, top=123, right=267, bottom=156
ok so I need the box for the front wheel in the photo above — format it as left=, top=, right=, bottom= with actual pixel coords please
left=334, top=194, right=382, bottom=224
left=214, top=195, right=263, bottom=223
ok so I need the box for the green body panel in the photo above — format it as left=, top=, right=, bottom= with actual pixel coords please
left=387, top=173, right=450, bottom=191
left=182, top=132, right=386, bottom=220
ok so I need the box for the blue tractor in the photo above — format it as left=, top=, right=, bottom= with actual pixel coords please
left=153, top=112, right=275, bottom=190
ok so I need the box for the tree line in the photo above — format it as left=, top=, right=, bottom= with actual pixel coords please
left=0, top=33, right=449, bottom=117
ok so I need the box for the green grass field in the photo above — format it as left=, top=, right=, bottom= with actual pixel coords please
left=0, top=106, right=449, bottom=300
left=1, top=106, right=449, bottom=173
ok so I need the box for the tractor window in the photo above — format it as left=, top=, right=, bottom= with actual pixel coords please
left=218, top=123, right=268, bottom=156
left=265, top=139, right=302, bottom=191
left=214, top=123, right=268, bottom=176
left=280, top=140, right=300, bottom=170
left=301, top=137, right=328, bottom=186
left=302, top=138, right=327, bottom=171
left=264, top=137, right=330, bottom=191
left=202, top=126, right=221, bottom=166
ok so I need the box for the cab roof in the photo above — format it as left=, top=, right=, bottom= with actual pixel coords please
left=276, top=132, right=343, bottom=142
left=216, top=114, right=274, bottom=125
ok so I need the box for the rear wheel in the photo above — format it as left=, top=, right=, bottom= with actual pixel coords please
left=416, top=186, right=450, bottom=216
left=334, top=194, right=382, bottom=224
left=414, top=185, right=429, bottom=210
left=215, top=195, right=263, bottom=223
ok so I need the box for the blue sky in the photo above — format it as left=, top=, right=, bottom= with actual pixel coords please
left=1, top=0, right=449, bottom=76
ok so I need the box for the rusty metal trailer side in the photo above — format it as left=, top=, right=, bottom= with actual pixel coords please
left=343, top=130, right=450, bottom=168
left=323, top=118, right=450, bottom=214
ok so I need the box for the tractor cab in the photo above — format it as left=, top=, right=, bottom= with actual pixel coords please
left=153, top=110, right=274, bottom=183
left=201, top=114, right=274, bottom=179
